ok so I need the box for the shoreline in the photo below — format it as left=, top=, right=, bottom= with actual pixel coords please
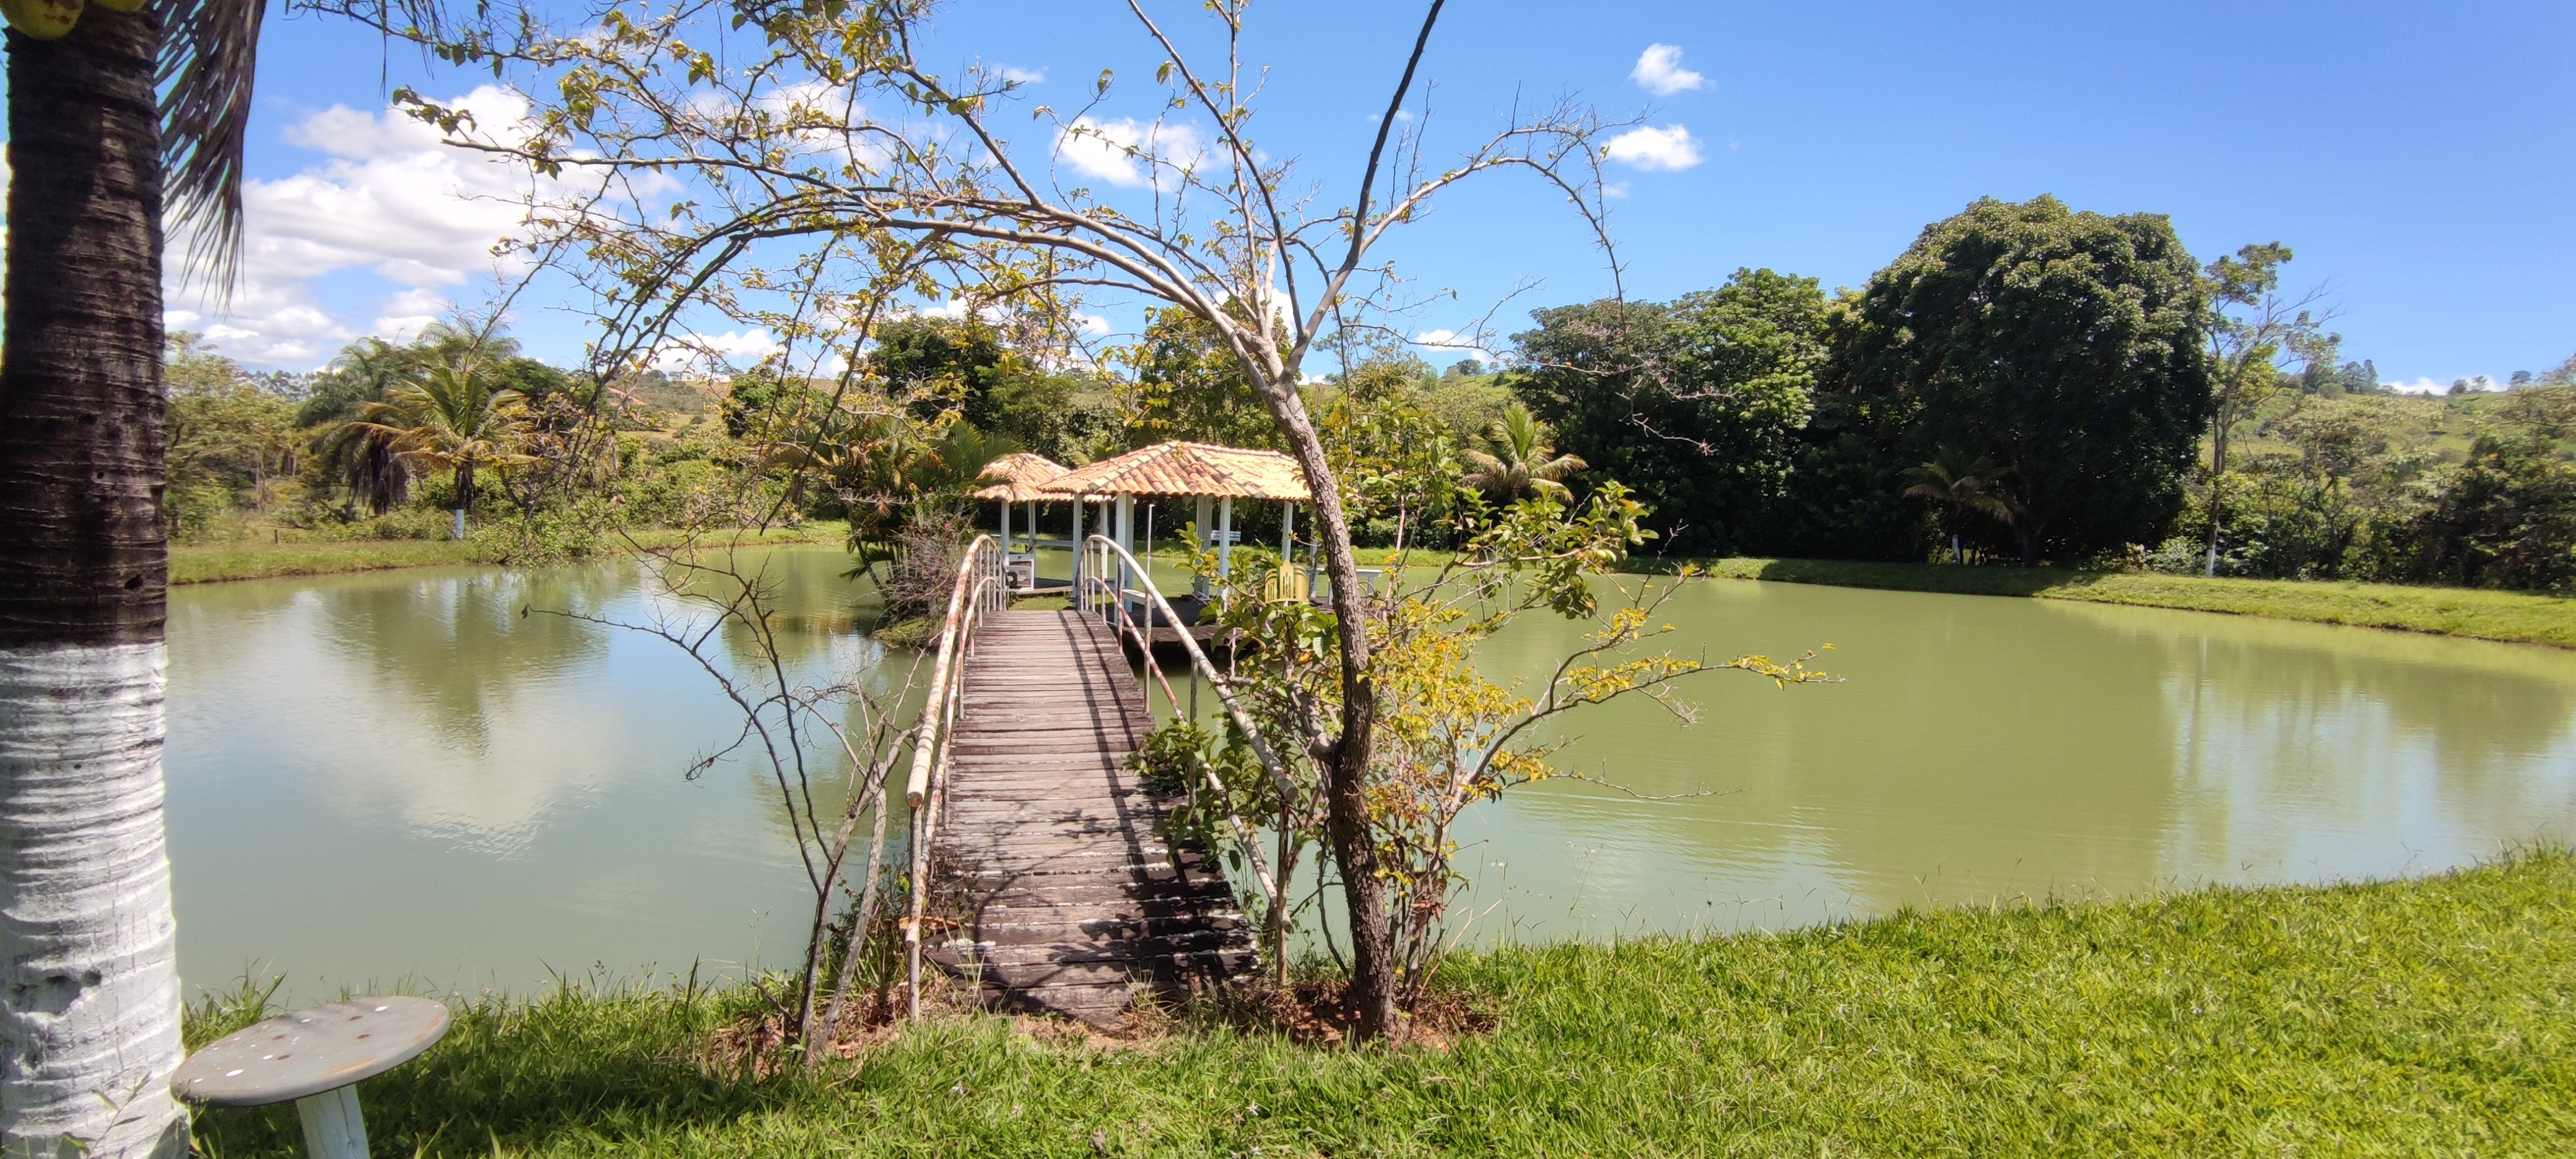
left=169, top=523, right=850, bottom=586
left=173, top=535, right=2575, bottom=650
left=1666, top=556, right=2576, bottom=651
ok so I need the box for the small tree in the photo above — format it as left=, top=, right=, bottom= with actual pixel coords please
left=2202, top=243, right=2338, bottom=576
left=1463, top=402, right=1586, bottom=501
left=1170, top=487, right=1828, bottom=1014
left=349, top=358, right=533, bottom=539
left=1902, top=448, right=2016, bottom=564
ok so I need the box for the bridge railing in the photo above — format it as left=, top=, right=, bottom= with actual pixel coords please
left=902, top=533, right=1004, bottom=1020
left=1077, top=534, right=1294, bottom=919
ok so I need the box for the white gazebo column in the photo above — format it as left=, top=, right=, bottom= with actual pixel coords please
left=1071, top=492, right=1086, bottom=594
left=1193, top=496, right=1214, bottom=597
left=1114, top=494, right=1136, bottom=598
left=999, top=500, right=1011, bottom=552
left=1217, top=497, right=1234, bottom=593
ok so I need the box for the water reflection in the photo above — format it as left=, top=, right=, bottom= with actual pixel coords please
left=1453, top=580, right=2576, bottom=940
left=164, top=549, right=882, bottom=999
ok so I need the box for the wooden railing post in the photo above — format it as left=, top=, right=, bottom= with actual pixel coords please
left=905, top=534, right=999, bottom=1023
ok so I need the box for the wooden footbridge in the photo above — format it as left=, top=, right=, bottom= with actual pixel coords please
left=901, top=535, right=1278, bottom=1023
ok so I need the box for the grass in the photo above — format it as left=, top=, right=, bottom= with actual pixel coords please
left=170, top=523, right=850, bottom=586
left=186, top=851, right=2576, bottom=1157
left=1674, top=557, right=2576, bottom=650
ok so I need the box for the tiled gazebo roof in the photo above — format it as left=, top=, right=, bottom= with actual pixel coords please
left=1037, top=441, right=1311, bottom=501
left=970, top=452, right=1071, bottom=503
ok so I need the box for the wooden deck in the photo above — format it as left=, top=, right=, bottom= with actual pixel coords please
left=923, top=609, right=1255, bottom=1022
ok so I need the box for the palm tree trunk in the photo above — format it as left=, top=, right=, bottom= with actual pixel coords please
left=453, top=461, right=474, bottom=540
left=0, top=11, right=191, bottom=1157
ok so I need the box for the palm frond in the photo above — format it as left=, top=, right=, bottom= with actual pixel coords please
left=160, top=0, right=268, bottom=296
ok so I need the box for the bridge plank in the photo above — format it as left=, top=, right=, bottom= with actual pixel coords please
left=925, top=609, right=1256, bottom=1023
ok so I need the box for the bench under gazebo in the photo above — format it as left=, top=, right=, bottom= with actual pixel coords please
left=971, top=451, right=1073, bottom=594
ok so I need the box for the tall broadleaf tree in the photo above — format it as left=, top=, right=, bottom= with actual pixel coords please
left=0, top=0, right=263, bottom=1149
left=1838, top=196, right=2214, bottom=565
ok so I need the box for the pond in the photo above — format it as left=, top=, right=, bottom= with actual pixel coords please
left=165, top=547, right=2576, bottom=999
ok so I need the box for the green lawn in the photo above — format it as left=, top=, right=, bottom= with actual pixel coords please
left=1676, top=557, right=2576, bottom=650
left=186, top=852, right=2576, bottom=1157
left=170, top=523, right=850, bottom=586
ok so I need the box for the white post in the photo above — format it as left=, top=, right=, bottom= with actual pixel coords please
left=1283, top=501, right=1300, bottom=602
left=999, top=500, right=1011, bottom=552
left=1217, top=497, right=1234, bottom=592
left=1071, top=493, right=1085, bottom=595
left=1194, top=496, right=1214, bottom=597
left=295, top=1085, right=369, bottom=1159
left=1115, top=495, right=1135, bottom=603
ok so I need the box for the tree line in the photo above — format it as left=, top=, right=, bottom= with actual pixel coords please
left=1505, top=195, right=2576, bottom=592
left=167, top=194, right=2576, bottom=597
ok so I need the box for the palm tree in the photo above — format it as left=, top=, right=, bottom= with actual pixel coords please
left=1463, top=402, right=1586, bottom=501
left=349, top=360, right=531, bottom=539
left=1902, top=448, right=2018, bottom=564
left=0, top=0, right=264, bottom=1150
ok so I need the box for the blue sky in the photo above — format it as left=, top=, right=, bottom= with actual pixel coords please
left=142, top=1, right=2576, bottom=389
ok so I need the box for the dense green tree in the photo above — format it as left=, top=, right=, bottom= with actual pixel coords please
left=1840, top=196, right=2214, bottom=565
left=165, top=335, right=300, bottom=535
left=983, top=369, right=1120, bottom=464
left=869, top=315, right=1009, bottom=429
left=2374, top=428, right=2576, bottom=591
left=1513, top=269, right=1826, bottom=553
left=1319, top=356, right=1468, bottom=549
left=1118, top=305, right=1279, bottom=450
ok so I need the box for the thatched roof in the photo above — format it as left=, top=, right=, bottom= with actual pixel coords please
left=970, top=452, right=1071, bottom=502
left=1037, top=440, right=1312, bottom=501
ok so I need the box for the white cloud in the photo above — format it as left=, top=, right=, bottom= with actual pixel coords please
left=1604, top=124, right=1704, bottom=171
left=2391, top=375, right=2504, bottom=394
left=167, top=85, right=553, bottom=368
left=998, top=64, right=1045, bottom=85
left=1412, top=328, right=1499, bottom=366
left=1631, top=45, right=1709, bottom=95
left=1602, top=181, right=1632, bottom=200
left=649, top=328, right=782, bottom=373
left=1055, top=116, right=1208, bottom=189
left=1074, top=312, right=1112, bottom=336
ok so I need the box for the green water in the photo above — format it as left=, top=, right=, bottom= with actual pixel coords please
left=166, top=548, right=2576, bottom=997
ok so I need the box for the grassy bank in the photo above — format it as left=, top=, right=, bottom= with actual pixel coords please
left=1675, top=557, right=2576, bottom=649
left=170, top=523, right=850, bottom=586
left=188, top=852, right=2575, bottom=1157
left=1263, top=546, right=2576, bottom=649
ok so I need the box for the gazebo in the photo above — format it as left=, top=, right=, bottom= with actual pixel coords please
left=1037, top=440, right=1312, bottom=606
left=971, top=452, right=1070, bottom=591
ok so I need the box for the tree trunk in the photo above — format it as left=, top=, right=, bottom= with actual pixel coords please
left=2014, top=511, right=2046, bottom=568
left=1253, top=386, right=1397, bottom=1040
left=0, top=11, right=191, bottom=1157
left=2203, top=420, right=2229, bottom=578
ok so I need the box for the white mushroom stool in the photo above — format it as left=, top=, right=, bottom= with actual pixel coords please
left=172, top=997, right=450, bottom=1158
